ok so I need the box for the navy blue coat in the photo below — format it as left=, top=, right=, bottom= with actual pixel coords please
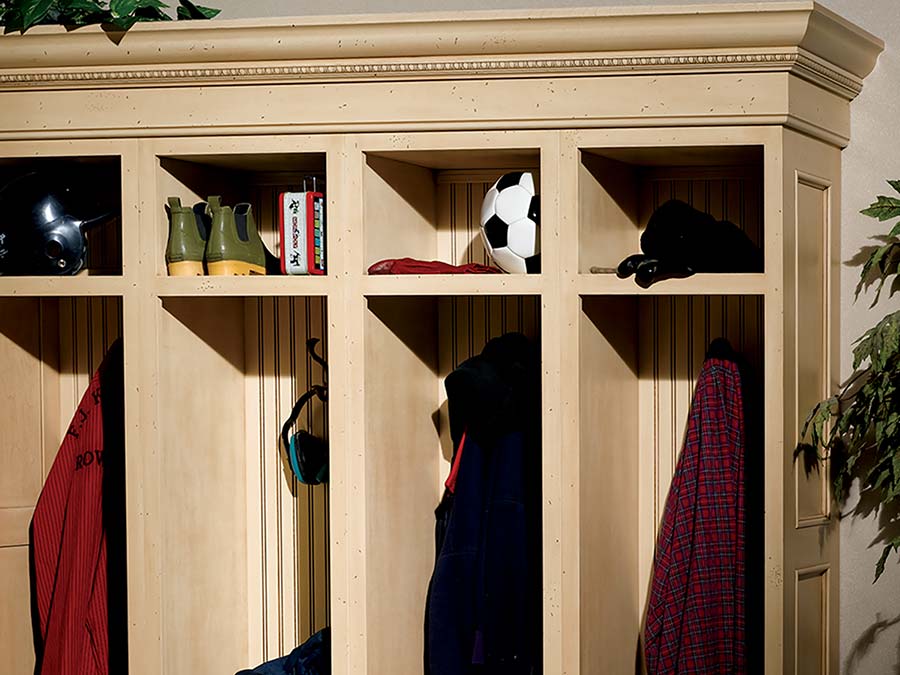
left=425, top=333, right=542, bottom=675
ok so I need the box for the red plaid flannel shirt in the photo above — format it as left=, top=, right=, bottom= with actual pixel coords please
left=644, top=357, right=746, bottom=674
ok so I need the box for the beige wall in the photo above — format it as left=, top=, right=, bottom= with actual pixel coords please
left=824, top=4, right=900, bottom=675
left=209, top=1, right=900, bottom=672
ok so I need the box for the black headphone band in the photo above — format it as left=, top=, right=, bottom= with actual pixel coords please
left=281, top=385, right=327, bottom=453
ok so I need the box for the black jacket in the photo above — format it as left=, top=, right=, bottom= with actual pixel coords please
left=425, top=332, right=542, bottom=675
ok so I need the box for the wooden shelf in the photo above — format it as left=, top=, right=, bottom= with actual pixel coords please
left=154, top=275, right=331, bottom=297
left=0, top=275, right=126, bottom=297
left=362, top=273, right=542, bottom=296
left=574, top=273, right=768, bottom=296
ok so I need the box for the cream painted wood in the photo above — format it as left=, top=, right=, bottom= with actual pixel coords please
left=0, top=5, right=882, bottom=675
left=157, top=296, right=249, bottom=675
left=155, top=295, right=329, bottom=672
left=578, top=296, right=642, bottom=674
left=0, top=299, right=45, bottom=675
left=780, top=128, right=843, bottom=675
left=0, top=296, right=121, bottom=674
left=0, top=547, right=34, bottom=674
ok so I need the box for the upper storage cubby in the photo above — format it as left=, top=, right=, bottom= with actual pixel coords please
left=156, top=151, right=327, bottom=278
left=0, top=156, right=122, bottom=276
left=363, top=146, right=541, bottom=274
left=578, top=145, right=764, bottom=276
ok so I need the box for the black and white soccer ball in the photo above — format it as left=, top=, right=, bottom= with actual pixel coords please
left=480, top=171, right=540, bottom=274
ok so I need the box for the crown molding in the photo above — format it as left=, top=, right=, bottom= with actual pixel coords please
left=0, top=50, right=863, bottom=100
left=0, top=2, right=882, bottom=98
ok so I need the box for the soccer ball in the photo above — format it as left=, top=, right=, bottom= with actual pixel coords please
left=480, top=171, right=540, bottom=274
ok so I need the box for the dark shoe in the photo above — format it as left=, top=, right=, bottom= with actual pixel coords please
left=634, top=258, right=695, bottom=288
left=616, top=253, right=647, bottom=279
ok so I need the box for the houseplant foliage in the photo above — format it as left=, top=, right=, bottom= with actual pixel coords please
left=0, top=0, right=219, bottom=33
left=796, top=180, right=900, bottom=582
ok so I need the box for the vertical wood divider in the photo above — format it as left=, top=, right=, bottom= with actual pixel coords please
left=128, top=138, right=163, bottom=675
left=763, top=126, right=786, bottom=674
left=556, top=129, right=581, bottom=675
left=337, top=134, right=366, bottom=675
left=539, top=132, right=565, bottom=675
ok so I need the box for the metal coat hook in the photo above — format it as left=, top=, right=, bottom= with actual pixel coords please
left=306, top=337, right=328, bottom=399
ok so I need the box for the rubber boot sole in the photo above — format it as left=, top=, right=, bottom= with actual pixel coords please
left=167, top=260, right=204, bottom=276
left=207, top=260, right=267, bottom=275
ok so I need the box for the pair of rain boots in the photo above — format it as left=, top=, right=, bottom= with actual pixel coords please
left=166, top=196, right=267, bottom=276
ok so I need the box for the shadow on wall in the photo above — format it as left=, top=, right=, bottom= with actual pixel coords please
left=842, top=487, right=900, bottom=674
left=844, top=610, right=900, bottom=674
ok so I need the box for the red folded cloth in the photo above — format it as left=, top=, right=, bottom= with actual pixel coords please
left=368, top=257, right=501, bottom=275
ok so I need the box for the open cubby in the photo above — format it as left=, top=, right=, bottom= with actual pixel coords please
left=156, top=295, right=330, bottom=673
left=363, top=148, right=540, bottom=273
left=156, top=153, right=327, bottom=277
left=0, top=157, right=123, bottom=275
left=0, top=296, right=124, bottom=675
left=578, top=293, right=764, bottom=673
left=363, top=294, right=542, bottom=674
left=578, top=146, right=764, bottom=274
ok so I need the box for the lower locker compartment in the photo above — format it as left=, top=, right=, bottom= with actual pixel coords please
left=364, top=294, right=543, bottom=675
left=0, top=296, right=124, bottom=675
left=579, top=294, right=764, bottom=674
left=157, top=296, right=330, bottom=674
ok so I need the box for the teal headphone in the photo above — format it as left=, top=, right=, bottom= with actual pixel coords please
left=280, top=339, right=328, bottom=485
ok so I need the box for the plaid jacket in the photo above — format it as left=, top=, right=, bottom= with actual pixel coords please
left=644, top=357, right=746, bottom=674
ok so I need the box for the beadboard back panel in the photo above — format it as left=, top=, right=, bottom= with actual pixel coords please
left=244, top=297, right=330, bottom=662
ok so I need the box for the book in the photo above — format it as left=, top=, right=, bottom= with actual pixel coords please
left=279, top=191, right=325, bottom=275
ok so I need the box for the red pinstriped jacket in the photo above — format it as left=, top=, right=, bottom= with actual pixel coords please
left=32, top=341, right=123, bottom=675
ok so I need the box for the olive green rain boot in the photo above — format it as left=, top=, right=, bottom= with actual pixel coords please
left=165, top=197, right=209, bottom=276
left=205, top=196, right=267, bottom=276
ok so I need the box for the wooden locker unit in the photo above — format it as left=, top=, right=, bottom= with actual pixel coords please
left=0, top=4, right=882, bottom=674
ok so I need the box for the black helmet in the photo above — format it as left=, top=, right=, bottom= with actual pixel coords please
left=0, top=171, right=113, bottom=276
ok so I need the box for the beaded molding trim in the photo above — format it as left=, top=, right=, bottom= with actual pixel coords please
left=0, top=51, right=861, bottom=98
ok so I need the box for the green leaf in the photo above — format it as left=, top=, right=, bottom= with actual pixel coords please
left=888, top=179, right=900, bottom=196
left=106, top=13, right=138, bottom=29
left=862, top=196, right=900, bottom=222
left=61, top=0, right=104, bottom=9
left=21, top=0, right=55, bottom=29
left=109, top=0, right=138, bottom=17
left=54, top=0, right=107, bottom=23
left=133, top=5, right=170, bottom=20
left=177, top=0, right=218, bottom=19
left=875, top=540, right=900, bottom=582
left=857, top=242, right=900, bottom=304
left=2, top=10, right=23, bottom=32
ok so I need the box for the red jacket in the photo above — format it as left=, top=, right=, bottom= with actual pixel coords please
left=644, top=352, right=747, bottom=674
left=32, top=341, right=124, bottom=675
